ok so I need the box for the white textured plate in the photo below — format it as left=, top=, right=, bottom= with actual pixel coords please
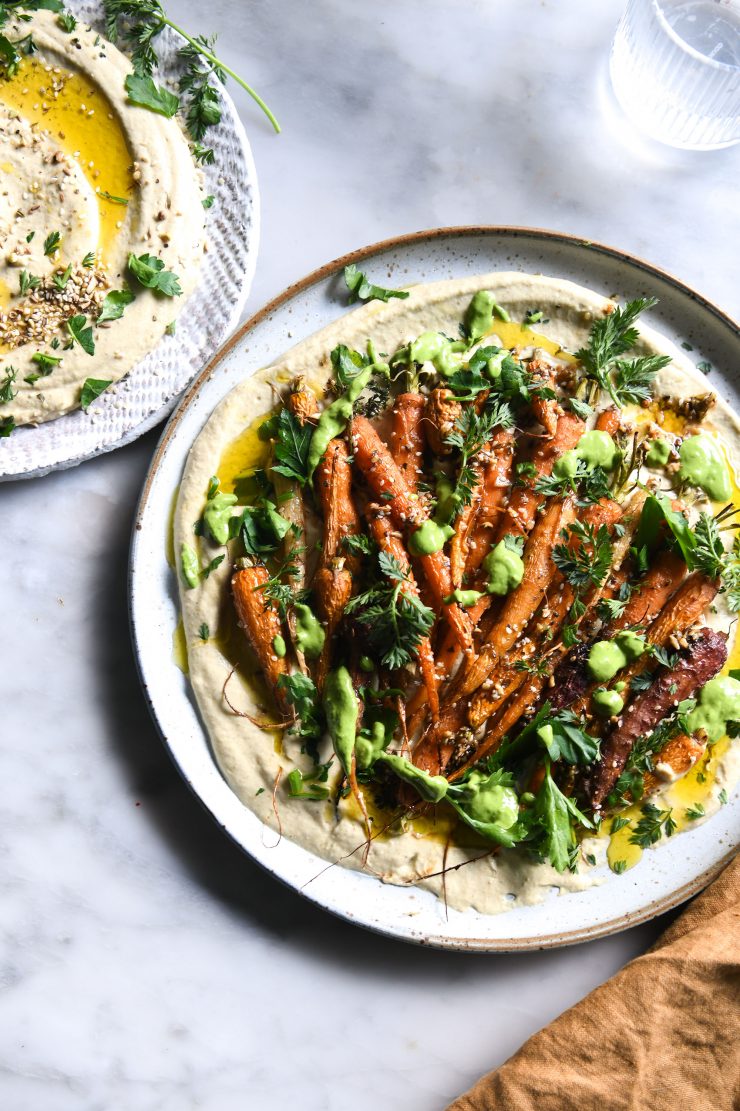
left=0, top=0, right=259, bottom=481
left=130, top=227, right=740, bottom=951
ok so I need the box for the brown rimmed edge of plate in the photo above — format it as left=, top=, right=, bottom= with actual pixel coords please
left=132, top=225, right=739, bottom=951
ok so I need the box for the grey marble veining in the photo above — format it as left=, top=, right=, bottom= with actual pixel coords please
left=1, top=1, right=738, bottom=1108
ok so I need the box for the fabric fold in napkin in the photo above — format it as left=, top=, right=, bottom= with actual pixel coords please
left=446, top=854, right=740, bottom=1111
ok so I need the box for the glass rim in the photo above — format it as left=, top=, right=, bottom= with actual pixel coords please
left=650, top=0, right=740, bottom=73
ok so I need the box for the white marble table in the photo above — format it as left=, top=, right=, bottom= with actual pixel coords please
left=2, top=2, right=738, bottom=1108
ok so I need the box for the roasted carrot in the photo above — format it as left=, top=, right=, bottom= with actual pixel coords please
left=350, top=415, right=473, bottom=651
left=594, top=407, right=621, bottom=437
left=314, top=561, right=353, bottom=693
left=315, top=439, right=361, bottom=568
left=425, top=388, right=462, bottom=456
left=390, top=392, right=426, bottom=491
left=287, top=383, right=318, bottom=425
left=496, top=411, right=584, bottom=538
left=643, top=732, right=706, bottom=795
left=528, top=358, right=560, bottom=438
left=452, top=672, right=548, bottom=781
left=367, top=507, right=440, bottom=721
left=232, top=565, right=291, bottom=717
left=606, top=548, right=687, bottom=633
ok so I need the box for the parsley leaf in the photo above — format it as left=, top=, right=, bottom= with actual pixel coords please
left=19, top=270, right=40, bottom=295
left=271, top=408, right=312, bottom=485
left=124, top=73, right=179, bottom=116
left=67, top=315, right=95, bottom=356
left=444, top=400, right=514, bottom=515
left=343, top=264, right=410, bottom=305
left=345, top=551, right=434, bottom=670
left=629, top=802, right=676, bottom=848
left=97, top=289, right=135, bottom=324
left=0, top=415, right=16, bottom=437
left=0, top=366, right=18, bottom=403
left=127, top=252, right=182, bottom=296
left=80, top=377, right=112, bottom=409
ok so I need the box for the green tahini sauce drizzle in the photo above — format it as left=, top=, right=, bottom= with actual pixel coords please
left=323, top=667, right=358, bottom=774
left=483, top=540, right=524, bottom=596
left=678, top=434, right=732, bottom=502
left=687, top=676, right=740, bottom=742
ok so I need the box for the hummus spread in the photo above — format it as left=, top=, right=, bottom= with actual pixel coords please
left=173, top=272, right=740, bottom=915
left=0, top=10, right=205, bottom=426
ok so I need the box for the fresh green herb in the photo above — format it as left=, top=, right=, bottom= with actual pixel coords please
left=345, top=551, right=435, bottom=670
left=0, top=366, right=17, bottom=403
left=685, top=803, right=705, bottom=820
left=568, top=396, right=594, bottom=421
left=529, top=758, right=593, bottom=873
left=585, top=852, right=597, bottom=867
left=553, top=521, right=613, bottom=593
left=19, top=270, right=40, bottom=295
left=25, top=231, right=35, bottom=243
left=270, top=408, right=312, bottom=486
left=286, top=768, right=331, bottom=801
left=98, top=289, right=135, bottom=324
left=165, top=320, right=176, bottom=336
left=611, top=859, right=627, bottom=874
left=0, top=27, right=36, bottom=80
left=127, top=252, right=182, bottom=296
left=0, top=415, right=16, bottom=437
left=80, top=377, right=112, bottom=409
left=57, top=10, right=76, bottom=32
left=537, top=709, right=600, bottom=765
left=630, top=670, right=653, bottom=693
left=43, top=230, right=61, bottom=256
left=52, top=264, right=72, bottom=290
left=523, top=309, right=548, bottom=325
left=576, top=298, right=670, bottom=408
left=124, top=72, right=179, bottom=116
left=444, top=401, right=514, bottom=513
left=191, top=141, right=214, bottom=165
left=198, top=622, right=210, bottom=642
left=534, top=461, right=611, bottom=505
left=102, top=0, right=280, bottom=138
left=719, top=788, right=728, bottom=805
left=515, top=461, right=537, bottom=480
left=67, top=315, right=95, bottom=356
left=629, top=802, right=677, bottom=848
left=201, top=554, right=225, bottom=580
left=235, top=499, right=292, bottom=558
left=342, top=533, right=375, bottom=556
left=277, top=672, right=324, bottom=746
left=202, top=194, right=215, bottom=208
left=81, top=251, right=96, bottom=268
left=98, top=189, right=130, bottom=205
left=343, top=264, right=410, bottom=305
left=681, top=341, right=693, bottom=351
left=611, top=815, right=631, bottom=833
left=30, top=351, right=62, bottom=371
left=697, top=360, right=712, bottom=375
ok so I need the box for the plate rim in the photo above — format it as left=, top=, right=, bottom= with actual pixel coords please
left=130, top=225, right=739, bottom=951
left=0, top=0, right=261, bottom=482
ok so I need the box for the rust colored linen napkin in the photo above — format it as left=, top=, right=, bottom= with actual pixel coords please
left=446, top=854, right=740, bottom=1111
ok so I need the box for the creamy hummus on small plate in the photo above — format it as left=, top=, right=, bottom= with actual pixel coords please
left=0, top=9, right=205, bottom=426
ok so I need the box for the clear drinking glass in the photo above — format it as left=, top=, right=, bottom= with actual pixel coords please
left=610, top=0, right=740, bottom=149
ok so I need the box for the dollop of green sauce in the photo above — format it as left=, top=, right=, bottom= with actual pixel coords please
left=378, top=753, right=449, bottom=802
left=323, top=667, right=358, bottom=774
left=293, top=604, right=325, bottom=659
left=483, top=540, right=524, bottom=596
left=553, top=430, right=619, bottom=480
left=458, top=770, right=519, bottom=828
left=593, top=688, right=625, bottom=718
left=443, top=588, right=484, bottom=607
left=204, top=491, right=238, bottom=544
left=587, top=632, right=647, bottom=682
left=646, top=437, right=671, bottom=467
left=679, top=434, right=732, bottom=502
left=409, top=331, right=466, bottom=376
left=272, top=634, right=286, bottom=658
left=355, top=719, right=392, bottom=770
left=307, top=350, right=389, bottom=478
left=463, top=290, right=510, bottom=342
left=687, top=675, right=740, bottom=742
left=409, top=519, right=455, bottom=556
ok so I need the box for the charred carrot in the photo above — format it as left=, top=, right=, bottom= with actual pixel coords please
left=315, top=438, right=361, bottom=573
left=643, top=732, right=706, bottom=795
left=425, top=388, right=462, bottom=456
left=350, top=415, right=473, bottom=651
left=367, top=507, right=440, bottom=720
left=390, top=393, right=426, bottom=491
left=314, top=561, right=353, bottom=693
left=496, top=411, right=584, bottom=538
left=232, top=565, right=291, bottom=717
left=528, top=358, right=560, bottom=438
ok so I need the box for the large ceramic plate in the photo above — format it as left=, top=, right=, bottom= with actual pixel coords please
left=130, top=227, right=739, bottom=950
left=0, top=0, right=259, bottom=481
